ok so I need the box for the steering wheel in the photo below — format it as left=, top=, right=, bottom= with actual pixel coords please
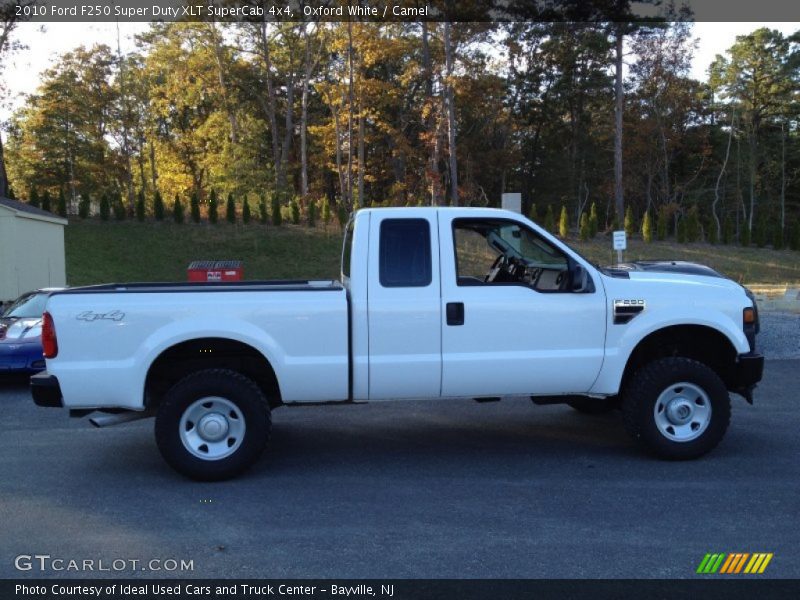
left=485, top=255, right=506, bottom=283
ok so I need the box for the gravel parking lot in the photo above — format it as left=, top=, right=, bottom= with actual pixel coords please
left=1, top=357, right=798, bottom=580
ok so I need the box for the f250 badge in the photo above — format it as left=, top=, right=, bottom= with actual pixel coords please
left=613, top=299, right=645, bottom=325
left=76, top=310, right=125, bottom=322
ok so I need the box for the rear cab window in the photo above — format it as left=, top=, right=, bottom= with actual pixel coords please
left=379, top=219, right=432, bottom=288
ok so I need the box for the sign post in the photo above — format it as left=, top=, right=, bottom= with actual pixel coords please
left=613, top=230, right=627, bottom=265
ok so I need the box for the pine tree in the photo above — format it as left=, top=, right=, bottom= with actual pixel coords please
left=41, top=190, right=52, bottom=212
left=528, top=203, right=538, bottom=223
left=589, top=202, right=598, bottom=237
left=190, top=192, right=200, bottom=223
left=676, top=218, right=686, bottom=243
left=29, top=188, right=40, bottom=208
left=57, top=188, right=67, bottom=217
left=773, top=225, right=784, bottom=250
left=707, top=219, right=718, bottom=244
left=753, top=213, right=768, bottom=248
left=624, top=205, right=635, bottom=236
left=242, top=197, right=251, bottom=224
left=337, top=204, right=348, bottom=229
left=321, top=197, right=331, bottom=227
left=579, top=212, right=590, bottom=241
left=154, top=191, right=165, bottom=221
left=722, top=216, right=733, bottom=245
left=226, top=193, right=236, bottom=223
left=271, top=192, right=282, bottom=227
left=259, top=194, right=268, bottom=224
left=789, top=220, right=800, bottom=251
left=208, top=190, right=218, bottom=224
left=685, top=207, right=700, bottom=242
left=135, top=191, right=145, bottom=221
left=307, top=199, right=316, bottom=227
left=78, top=193, right=91, bottom=219
left=544, top=205, right=555, bottom=233
left=290, top=198, right=300, bottom=225
left=740, top=224, right=751, bottom=247
left=113, top=193, right=126, bottom=220
left=173, top=195, right=184, bottom=223
left=641, top=209, right=653, bottom=243
left=99, top=194, right=110, bottom=221
left=656, top=206, right=668, bottom=241
left=558, top=205, right=569, bottom=238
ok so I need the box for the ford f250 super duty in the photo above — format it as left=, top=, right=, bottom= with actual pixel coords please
left=31, top=207, right=764, bottom=480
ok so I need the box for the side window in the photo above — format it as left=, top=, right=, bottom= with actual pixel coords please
left=341, top=218, right=354, bottom=279
left=379, top=219, right=432, bottom=288
left=453, top=218, right=571, bottom=292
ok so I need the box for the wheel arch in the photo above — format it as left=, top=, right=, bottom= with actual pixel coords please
left=144, top=337, right=282, bottom=409
left=620, top=324, right=740, bottom=393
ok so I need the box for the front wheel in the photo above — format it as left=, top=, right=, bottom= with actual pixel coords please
left=622, top=358, right=730, bottom=460
left=155, top=369, right=271, bottom=481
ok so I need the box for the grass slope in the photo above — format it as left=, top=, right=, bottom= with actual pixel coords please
left=65, top=220, right=800, bottom=286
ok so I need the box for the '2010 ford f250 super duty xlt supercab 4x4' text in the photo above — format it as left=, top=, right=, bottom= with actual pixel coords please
left=31, top=207, right=763, bottom=480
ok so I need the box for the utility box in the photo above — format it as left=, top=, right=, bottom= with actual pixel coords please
left=187, top=261, right=243, bottom=283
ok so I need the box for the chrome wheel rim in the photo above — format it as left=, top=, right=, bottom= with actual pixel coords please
left=653, top=382, right=711, bottom=442
left=179, top=397, right=246, bottom=460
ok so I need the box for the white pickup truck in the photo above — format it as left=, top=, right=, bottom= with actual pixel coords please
left=32, top=207, right=763, bottom=480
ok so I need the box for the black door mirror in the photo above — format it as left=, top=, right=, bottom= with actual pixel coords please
left=570, top=262, right=593, bottom=293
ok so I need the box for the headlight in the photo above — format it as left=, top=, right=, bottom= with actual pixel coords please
left=23, top=326, right=42, bottom=339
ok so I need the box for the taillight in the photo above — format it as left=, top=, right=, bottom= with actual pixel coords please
left=42, top=311, right=58, bottom=359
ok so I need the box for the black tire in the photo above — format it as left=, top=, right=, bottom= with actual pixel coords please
left=568, top=396, right=619, bottom=414
left=155, top=369, right=271, bottom=481
left=622, top=357, right=730, bottom=460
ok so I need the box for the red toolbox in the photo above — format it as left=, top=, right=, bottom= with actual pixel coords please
left=187, top=260, right=243, bottom=282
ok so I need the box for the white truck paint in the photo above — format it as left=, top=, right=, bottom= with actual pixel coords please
left=32, top=207, right=764, bottom=480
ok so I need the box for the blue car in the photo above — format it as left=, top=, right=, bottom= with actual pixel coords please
left=0, top=288, right=64, bottom=374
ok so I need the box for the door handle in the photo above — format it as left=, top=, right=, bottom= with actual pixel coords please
left=446, top=302, right=464, bottom=326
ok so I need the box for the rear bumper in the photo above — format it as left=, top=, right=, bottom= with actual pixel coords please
left=0, top=342, right=45, bottom=373
left=30, top=372, right=63, bottom=407
left=730, top=352, right=764, bottom=403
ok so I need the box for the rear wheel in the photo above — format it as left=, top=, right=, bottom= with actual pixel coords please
left=622, top=357, right=730, bottom=460
left=155, top=369, right=271, bottom=480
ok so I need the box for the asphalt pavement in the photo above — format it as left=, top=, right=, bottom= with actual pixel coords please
left=0, top=360, right=798, bottom=579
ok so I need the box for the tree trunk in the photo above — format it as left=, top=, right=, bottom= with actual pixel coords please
left=780, top=120, right=785, bottom=233
left=613, top=25, right=624, bottom=224
left=347, top=22, right=355, bottom=208
left=444, top=21, right=458, bottom=207
left=149, top=141, right=158, bottom=192
left=332, top=100, right=346, bottom=204
left=300, top=29, right=312, bottom=199
left=358, top=97, right=365, bottom=207
left=422, top=21, right=440, bottom=206
left=210, top=24, right=238, bottom=145
left=0, top=131, right=8, bottom=197
left=259, top=22, right=283, bottom=193
left=713, top=111, right=735, bottom=240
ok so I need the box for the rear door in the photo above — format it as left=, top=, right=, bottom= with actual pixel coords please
left=367, top=212, right=441, bottom=400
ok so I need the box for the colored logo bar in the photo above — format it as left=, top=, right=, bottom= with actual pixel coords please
left=697, top=553, right=773, bottom=574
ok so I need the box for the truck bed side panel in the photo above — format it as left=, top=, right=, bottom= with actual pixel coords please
left=46, top=288, right=349, bottom=409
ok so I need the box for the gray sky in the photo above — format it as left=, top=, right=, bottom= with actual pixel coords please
left=1, top=21, right=798, bottom=122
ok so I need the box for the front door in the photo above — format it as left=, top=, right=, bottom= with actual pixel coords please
left=439, top=215, right=606, bottom=397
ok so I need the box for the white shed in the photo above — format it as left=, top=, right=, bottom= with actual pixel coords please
left=0, top=196, right=68, bottom=303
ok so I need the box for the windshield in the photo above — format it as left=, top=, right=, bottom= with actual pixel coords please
left=2, top=292, right=49, bottom=319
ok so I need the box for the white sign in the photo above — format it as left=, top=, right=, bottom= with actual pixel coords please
left=501, top=193, right=521, bottom=213
left=613, top=230, right=627, bottom=251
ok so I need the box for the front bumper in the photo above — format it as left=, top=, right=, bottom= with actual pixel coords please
left=31, top=372, right=63, bottom=407
left=731, top=352, right=764, bottom=403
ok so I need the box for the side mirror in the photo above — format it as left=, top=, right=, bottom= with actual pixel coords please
left=570, top=263, right=593, bottom=293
